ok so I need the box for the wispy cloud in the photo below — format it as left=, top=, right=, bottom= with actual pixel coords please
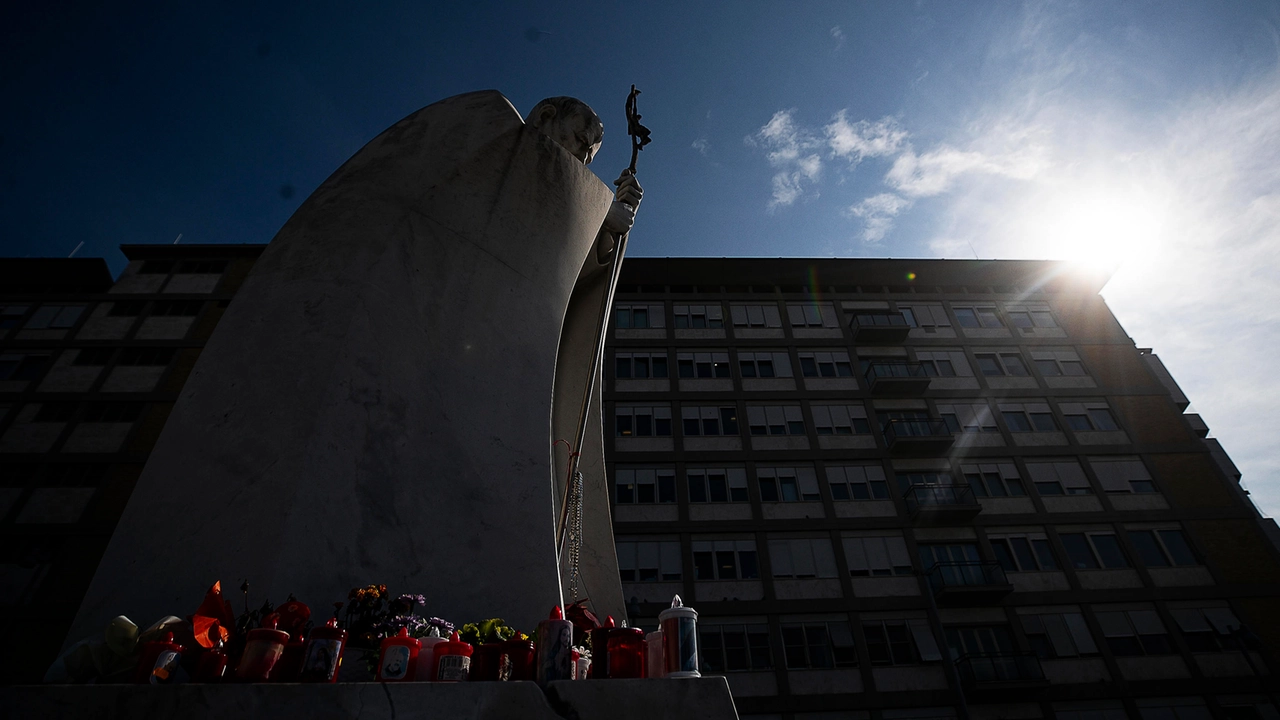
left=692, top=136, right=710, bottom=157
left=848, top=192, right=909, bottom=242
left=830, top=25, right=845, bottom=51
left=825, top=113, right=907, bottom=164
left=746, top=110, right=825, bottom=209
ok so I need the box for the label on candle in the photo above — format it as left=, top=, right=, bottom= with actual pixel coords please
left=304, top=639, right=343, bottom=679
left=381, top=646, right=411, bottom=680
left=437, top=654, right=471, bottom=681
left=150, top=651, right=182, bottom=684
left=497, top=653, right=513, bottom=681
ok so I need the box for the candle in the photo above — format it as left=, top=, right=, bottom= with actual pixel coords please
left=658, top=595, right=700, bottom=678
left=645, top=631, right=665, bottom=679
left=413, top=632, right=449, bottom=681
left=236, top=615, right=289, bottom=681
left=432, top=631, right=473, bottom=682
left=376, top=627, right=421, bottom=682
left=588, top=616, right=616, bottom=679
left=606, top=627, right=646, bottom=679
left=535, top=605, right=574, bottom=685
left=133, top=632, right=186, bottom=684
left=299, top=618, right=348, bottom=683
left=193, top=641, right=228, bottom=682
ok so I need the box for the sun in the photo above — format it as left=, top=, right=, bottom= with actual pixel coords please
left=1037, top=184, right=1169, bottom=274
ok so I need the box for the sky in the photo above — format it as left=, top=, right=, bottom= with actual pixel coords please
left=3, top=1, right=1279, bottom=514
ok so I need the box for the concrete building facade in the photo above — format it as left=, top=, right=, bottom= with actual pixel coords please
left=1, top=249, right=1278, bottom=720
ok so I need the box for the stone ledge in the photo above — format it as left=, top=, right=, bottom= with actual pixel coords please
left=0, top=677, right=738, bottom=720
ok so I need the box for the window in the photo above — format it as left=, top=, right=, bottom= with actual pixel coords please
left=0, top=353, right=51, bottom=381
left=827, top=465, right=889, bottom=500
left=688, top=467, right=748, bottom=503
left=952, top=305, right=1002, bottom=328
left=738, top=351, right=792, bottom=378
left=944, top=625, right=1015, bottom=660
left=107, top=300, right=145, bottom=317
left=615, top=352, right=668, bottom=379
left=82, top=402, right=143, bottom=423
left=938, top=402, right=998, bottom=433
left=999, top=402, right=1057, bottom=432
left=1060, top=403, right=1120, bottom=432
left=177, top=259, right=228, bottom=274
left=782, top=621, right=857, bottom=669
left=151, top=300, right=202, bottom=317
left=700, top=624, right=772, bottom=672
left=616, top=540, right=682, bottom=582
left=1031, top=349, right=1086, bottom=377
left=895, top=471, right=953, bottom=491
left=1136, top=700, right=1213, bottom=720
left=769, top=538, right=838, bottom=578
left=746, top=405, right=805, bottom=436
left=614, top=466, right=676, bottom=504
left=681, top=406, right=739, bottom=436
left=729, top=303, right=782, bottom=328
left=24, top=304, right=86, bottom=329
left=844, top=535, right=913, bottom=576
left=1169, top=606, right=1246, bottom=652
left=139, top=259, right=175, bottom=274
left=1020, top=611, right=1098, bottom=658
left=1, top=305, right=30, bottom=329
left=1089, top=457, right=1156, bottom=493
left=1060, top=532, right=1128, bottom=569
left=72, top=349, right=114, bottom=367
left=117, top=347, right=176, bottom=366
left=959, top=462, right=1026, bottom=497
left=1006, top=304, right=1058, bottom=328
left=974, top=352, right=1030, bottom=376
left=915, top=349, right=970, bottom=377
left=797, top=350, right=853, bottom=378
left=614, top=304, right=664, bottom=329
left=614, top=405, right=672, bottom=437
left=918, top=543, right=980, bottom=571
left=863, top=619, right=941, bottom=665
left=811, top=404, right=870, bottom=435
left=898, top=303, right=951, bottom=329
left=989, top=533, right=1057, bottom=571
left=692, top=540, right=759, bottom=580
left=677, top=351, right=731, bottom=379
left=1095, top=609, right=1172, bottom=656
left=1054, top=705, right=1129, bottom=720
left=672, top=304, right=724, bottom=329
left=1025, top=460, right=1092, bottom=495
left=757, top=466, right=820, bottom=502
left=1127, top=529, right=1196, bottom=567
left=785, top=302, right=838, bottom=328
left=33, top=403, right=77, bottom=422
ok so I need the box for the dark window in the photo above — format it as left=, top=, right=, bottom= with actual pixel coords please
left=83, top=403, right=143, bottom=423
left=1003, top=412, right=1033, bottom=432
left=139, top=260, right=175, bottom=274
left=152, top=300, right=203, bottom=317
left=118, top=347, right=176, bottom=366
left=975, top=354, right=1003, bottom=376
left=954, top=308, right=980, bottom=327
left=34, top=403, right=77, bottom=422
left=178, top=259, right=227, bottom=274
left=1000, top=353, right=1029, bottom=376
left=108, top=301, right=146, bottom=317
left=73, top=349, right=114, bottom=366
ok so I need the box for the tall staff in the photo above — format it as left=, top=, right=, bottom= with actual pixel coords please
left=556, top=86, right=652, bottom=580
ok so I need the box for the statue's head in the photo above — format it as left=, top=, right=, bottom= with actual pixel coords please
left=527, top=97, right=604, bottom=165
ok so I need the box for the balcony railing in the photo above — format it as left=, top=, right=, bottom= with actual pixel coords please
left=902, top=484, right=981, bottom=524
left=955, top=653, right=1047, bottom=690
left=864, top=361, right=932, bottom=395
left=925, top=561, right=1009, bottom=592
left=850, top=313, right=911, bottom=341
left=882, top=418, right=955, bottom=455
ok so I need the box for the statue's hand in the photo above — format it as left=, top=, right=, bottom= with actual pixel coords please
left=604, top=170, right=643, bottom=235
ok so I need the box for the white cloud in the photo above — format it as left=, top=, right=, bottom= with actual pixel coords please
left=691, top=137, right=709, bottom=157
left=747, top=110, right=825, bottom=209
left=830, top=25, right=845, bottom=50
left=848, top=193, right=911, bottom=243
left=825, top=113, right=907, bottom=163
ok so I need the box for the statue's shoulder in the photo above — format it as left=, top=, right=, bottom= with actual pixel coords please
left=409, top=90, right=524, bottom=130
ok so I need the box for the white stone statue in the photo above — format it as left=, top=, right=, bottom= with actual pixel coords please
left=67, top=89, right=640, bottom=644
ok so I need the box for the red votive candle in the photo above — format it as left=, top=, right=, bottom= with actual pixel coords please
left=432, top=631, right=473, bottom=682
left=299, top=618, right=348, bottom=683
left=606, top=628, right=646, bottom=679
left=376, top=627, right=421, bottom=682
left=588, top=616, right=616, bottom=679
left=236, top=615, right=289, bottom=682
left=133, top=632, right=186, bottom=684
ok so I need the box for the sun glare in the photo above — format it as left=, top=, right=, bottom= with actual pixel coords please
left=1037, top=186, right=1168, bottom=274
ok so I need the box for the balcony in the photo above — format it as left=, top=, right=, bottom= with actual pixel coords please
left=955, top=653, right=1048, bottom=693
left=864, top=361, right=932, bottom=395
left=850, top=313, right=911, bottom=342
left=882, top=418, right=954, bottom=455
left=925, top=562, right=1013, bottom=604
left=903, top=484, right=982, bottom=525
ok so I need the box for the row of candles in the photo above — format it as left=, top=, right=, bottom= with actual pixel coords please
left=134, top=595, right=699, bottom=684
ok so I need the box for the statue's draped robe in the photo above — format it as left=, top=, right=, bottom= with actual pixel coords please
left=68, top=90, right=624, bottom=641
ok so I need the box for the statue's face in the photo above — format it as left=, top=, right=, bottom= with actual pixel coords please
left=534, top=105, right=603, bottom=165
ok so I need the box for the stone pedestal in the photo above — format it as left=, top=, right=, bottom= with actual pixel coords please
left=0, top=678, right=740, bottom=720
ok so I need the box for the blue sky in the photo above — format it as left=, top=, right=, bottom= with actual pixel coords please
left=3, top=1, right=1279, bottom=514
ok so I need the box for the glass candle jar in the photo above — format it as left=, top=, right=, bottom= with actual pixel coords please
left=606, top=628, right=646, bottom=679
